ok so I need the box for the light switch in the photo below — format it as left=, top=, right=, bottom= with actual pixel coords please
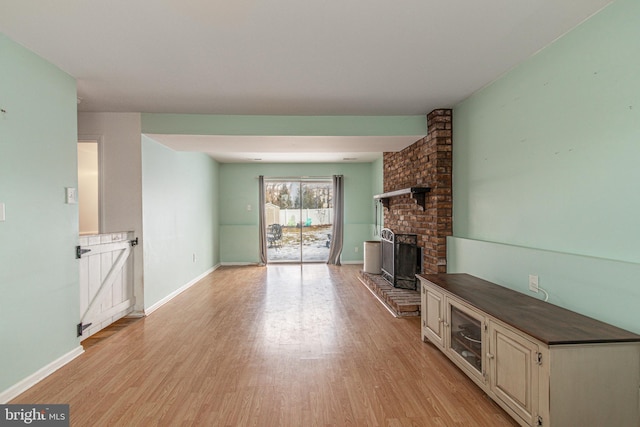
left=0, top=202, right=5, bottom=221
left=65, top=187, right=78, bottom=204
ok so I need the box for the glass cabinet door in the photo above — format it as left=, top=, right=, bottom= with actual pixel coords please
left=447, top=301, right=484, bottom=380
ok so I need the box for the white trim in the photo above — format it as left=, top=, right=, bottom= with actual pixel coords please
left=341, top=261, right=364, bottom=265
left=144, top=266, right=217, bottom=316
left=0, top=346, right=84, bottom=404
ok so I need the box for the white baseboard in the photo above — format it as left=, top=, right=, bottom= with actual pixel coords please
left=341, top=261, right=364, bottom=265
left=0, top=346, right=84, bottom=404
left=144, top=266, right=217, bottom=316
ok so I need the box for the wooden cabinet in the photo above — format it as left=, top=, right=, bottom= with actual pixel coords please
left=421, top=284, right=445, bottom=348
left=418, top=273, right=640, bottom=427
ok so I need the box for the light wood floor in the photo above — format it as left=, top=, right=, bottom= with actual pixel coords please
left=12, top=264, right=518, bottom=426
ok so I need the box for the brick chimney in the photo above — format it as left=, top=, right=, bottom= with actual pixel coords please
left=382, top=109, right=452, bottom=274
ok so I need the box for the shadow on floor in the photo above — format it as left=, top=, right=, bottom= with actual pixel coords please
left=81, top=316, right=142, bottom=350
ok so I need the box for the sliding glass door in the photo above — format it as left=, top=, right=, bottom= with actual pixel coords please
left=264, top=179, right=333, bottom=263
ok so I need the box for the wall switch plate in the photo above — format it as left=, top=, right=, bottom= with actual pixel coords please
left=0, top=202, right=5, bottom=221
left=529, top=275, right=539, bottom=292
left=65, top=187, right=78, bottom=204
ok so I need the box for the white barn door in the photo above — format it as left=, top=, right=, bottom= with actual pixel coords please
left=77, top=232, right=136, bottom=338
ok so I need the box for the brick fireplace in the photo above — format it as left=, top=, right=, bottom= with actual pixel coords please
left=382, top=109, right=452, bottom=275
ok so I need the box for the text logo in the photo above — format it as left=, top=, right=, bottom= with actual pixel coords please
left=0, top=405, right=69, bottom=426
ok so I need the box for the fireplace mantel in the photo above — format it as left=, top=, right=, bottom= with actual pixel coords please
left=374, top=187, right=431, bottom=210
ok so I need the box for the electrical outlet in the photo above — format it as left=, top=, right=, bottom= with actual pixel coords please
left=529, top=275, right=539, bottom=292
left=354, top=246, right=359, bottom=253
left=192, top=253, right=197, bottom=263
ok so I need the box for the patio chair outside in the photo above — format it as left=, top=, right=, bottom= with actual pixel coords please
left=267, top=224, right=283, bottom=249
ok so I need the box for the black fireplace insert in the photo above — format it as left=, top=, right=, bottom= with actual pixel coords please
left=380, top=228, right=422, bottom=290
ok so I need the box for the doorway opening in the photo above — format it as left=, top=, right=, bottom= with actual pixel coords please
left=77, top=139, right=101, bottom=235
left=264, top=178, right=333, bottom=263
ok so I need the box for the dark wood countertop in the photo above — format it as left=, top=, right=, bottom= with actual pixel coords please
left=418, top=273, right=640, bottom=345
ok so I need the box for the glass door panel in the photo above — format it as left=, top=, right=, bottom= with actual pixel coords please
left=301, top=182, right=332, bottom=262
left=449, top=303, right=483, bottom=375
left=265, top=181, right=301, bottom=262
left=264, top=179, right=332, bottom=263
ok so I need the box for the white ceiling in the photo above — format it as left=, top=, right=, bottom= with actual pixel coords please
left=146, top=134, right=424, bottom=163
left=0, top=0, right=613, bottom=162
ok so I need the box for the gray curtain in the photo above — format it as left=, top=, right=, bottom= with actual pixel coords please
left=327, top=175, right=344, bottom=265
left=258, top=175, right=267, bottom=265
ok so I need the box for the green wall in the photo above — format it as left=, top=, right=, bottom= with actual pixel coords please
left=219, top=162, right=377, bottom=263
left=0, top=34, right=80, bottom=392
left=141, top=136, right=219, bottom=309
left=451, top=0, right=640, bottom=332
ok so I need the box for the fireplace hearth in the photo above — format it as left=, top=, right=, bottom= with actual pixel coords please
left=380, top=228, right=422, bottom=290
